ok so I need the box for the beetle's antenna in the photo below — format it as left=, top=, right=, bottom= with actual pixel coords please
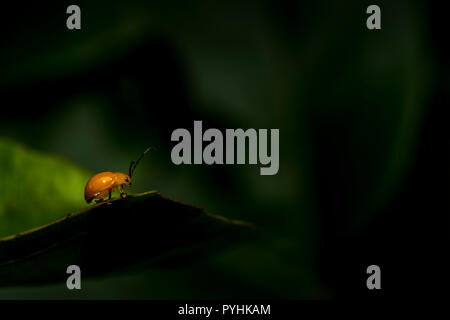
left=128, top=161, right=135, bottom=178
left=129, top=147, right=154, bottom=177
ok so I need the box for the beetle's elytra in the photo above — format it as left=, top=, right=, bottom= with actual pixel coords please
left=84, top=147, right=152, bottom=204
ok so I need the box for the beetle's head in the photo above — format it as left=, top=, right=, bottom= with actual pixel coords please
left=115, top=172, right=132, bottom=186
left=123, top=174, right=132, bottom=186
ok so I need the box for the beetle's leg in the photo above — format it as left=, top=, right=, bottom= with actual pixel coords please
left=119, top=184, right=127, bottom=199
left=106, top=191, right=112, bottom=205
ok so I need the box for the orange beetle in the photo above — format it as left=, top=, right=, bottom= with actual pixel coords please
left=84, top=147, right=152, bottom=204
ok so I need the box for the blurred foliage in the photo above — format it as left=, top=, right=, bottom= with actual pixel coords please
left=0, top=138, right=91, bottom=238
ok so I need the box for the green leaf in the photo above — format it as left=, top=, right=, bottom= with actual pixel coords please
left=0, top=138, right=91, bottom=238
left=0, top=191, right=257, bottom=287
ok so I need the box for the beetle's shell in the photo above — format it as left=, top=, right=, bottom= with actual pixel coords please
left=84, top=172, right=116, bottom=203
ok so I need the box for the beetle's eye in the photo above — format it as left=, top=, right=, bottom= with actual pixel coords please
left=125, top=177, right=129, bottom=182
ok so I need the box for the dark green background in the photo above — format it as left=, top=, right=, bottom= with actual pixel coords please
left=0, top=0, right=448, bottom=299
